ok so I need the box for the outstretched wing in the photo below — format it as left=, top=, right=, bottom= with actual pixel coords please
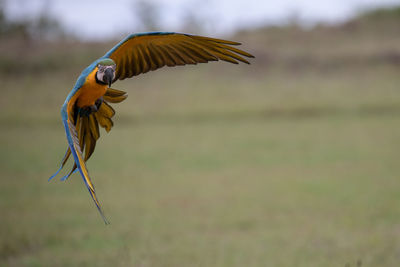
left=51, top=32, right=253, bottom=223
left=102, top=32, right=254, bottom=81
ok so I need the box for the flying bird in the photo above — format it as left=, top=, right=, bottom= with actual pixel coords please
left=49, top=32, right=254, bottom=224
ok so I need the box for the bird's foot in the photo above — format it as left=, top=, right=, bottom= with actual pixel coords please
left=79, top=97, right=103, bottom=117
left=79, top=105, right=98, bottom=117
left=95, top=97, right=103, bottom=110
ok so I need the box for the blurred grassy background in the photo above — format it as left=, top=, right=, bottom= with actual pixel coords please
left=1, top=7, right=400, bottom=267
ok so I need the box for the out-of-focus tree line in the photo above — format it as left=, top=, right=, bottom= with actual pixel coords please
left=1, top=0, right=400, bottom=43
left=0, top=0, right=67, bottom=41
left=0, top=0, right=214, bottom=42
left=0, top=0, right=220, bottom=74
left=131, top=0, right=216, bottom=34
left=0, top=0, right=400, bottom=75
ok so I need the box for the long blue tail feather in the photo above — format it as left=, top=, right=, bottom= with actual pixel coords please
left=48, top=148, right=70, bottom=181
left=60, top=169, right=78, bottom=181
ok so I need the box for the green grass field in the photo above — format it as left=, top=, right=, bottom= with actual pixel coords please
left=1, top=17, right=400, bottom=266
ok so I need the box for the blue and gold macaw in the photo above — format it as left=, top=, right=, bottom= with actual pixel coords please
left=49, top=32, right=254, bottom=223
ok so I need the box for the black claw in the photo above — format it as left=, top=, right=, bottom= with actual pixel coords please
left=79, top=105, right=96, bottom=117
left=90, top=105, right=98, bottom=113
left=95, top=97, right=103, bottom=110
left=78, top=97, right=103, bottom=117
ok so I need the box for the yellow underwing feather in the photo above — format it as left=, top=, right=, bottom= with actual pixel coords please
left=148, top=44, right=165, bottom=67
left=105, top=33, right=253, bottom=80
left=151, top=45, right=174, bottom=66
left=65, top=110, right=108, bottom=223
left=156, top=45, right=178, bottom=66
left=132, top=49, right=141, bottom=76
left=180, top=43, right=204, bottom=63
left=84, top=120, right=96, bottom=161
left=105, top=88, right=127, bottom=97
left=68, top=120, right=94, bottom=192
left=103, top=94, right=127, bottom=103
left=181, top=40, right=218, bottom=60
left=104, top=88, right=128, bottom=103
left=137, top=44, right=149, bottom=74
left=88, top=114, right=100, bottom=140
left=143, top=44, right=158, bottom=71
left=98, top=102, right=115, bottom=118
left=78, top=116, right=86, bottom=149
left=164, top=45, right=186, bottom=65
left=195, top=41, right=249, bottom=64
left=122, top=53, right=131, bottom=78
left=169, top=43, right=197, bottom=64
left=213, top=42, right=254, bottom=58
left=95, top=112, right=113, bottom=132
left=178, top=43, right=208, bottom=63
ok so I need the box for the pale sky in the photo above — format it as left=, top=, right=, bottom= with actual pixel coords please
left=4, top=0, right=400, bottom=39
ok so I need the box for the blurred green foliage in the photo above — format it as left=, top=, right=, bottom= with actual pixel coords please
left=359, top=6, right=400, bottom=20
left=0, top=6, right=65, bottom=41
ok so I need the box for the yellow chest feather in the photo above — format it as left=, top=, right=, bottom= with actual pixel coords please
left=76, top=67, right=108, bottom=108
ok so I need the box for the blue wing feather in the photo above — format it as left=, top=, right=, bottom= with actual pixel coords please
left=50, top=63, right=109, bottom=224
left=65, top=61, right=99, bottom=102
left=49, top=58, right=102, bottom=179
left=48, top=148, right=70, bottom=181
left=61, top=105, right=109, bottom=224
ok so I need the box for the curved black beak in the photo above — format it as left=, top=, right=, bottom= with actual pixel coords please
left=103, top=68, right=114, bottom=87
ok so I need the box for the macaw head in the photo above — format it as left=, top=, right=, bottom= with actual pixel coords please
left=96, top=58, right=116, bottom=87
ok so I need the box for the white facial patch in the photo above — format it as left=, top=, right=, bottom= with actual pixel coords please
left=96, top=69, right=105, bottom=82
left=96, top=65, right=116, bottom=83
